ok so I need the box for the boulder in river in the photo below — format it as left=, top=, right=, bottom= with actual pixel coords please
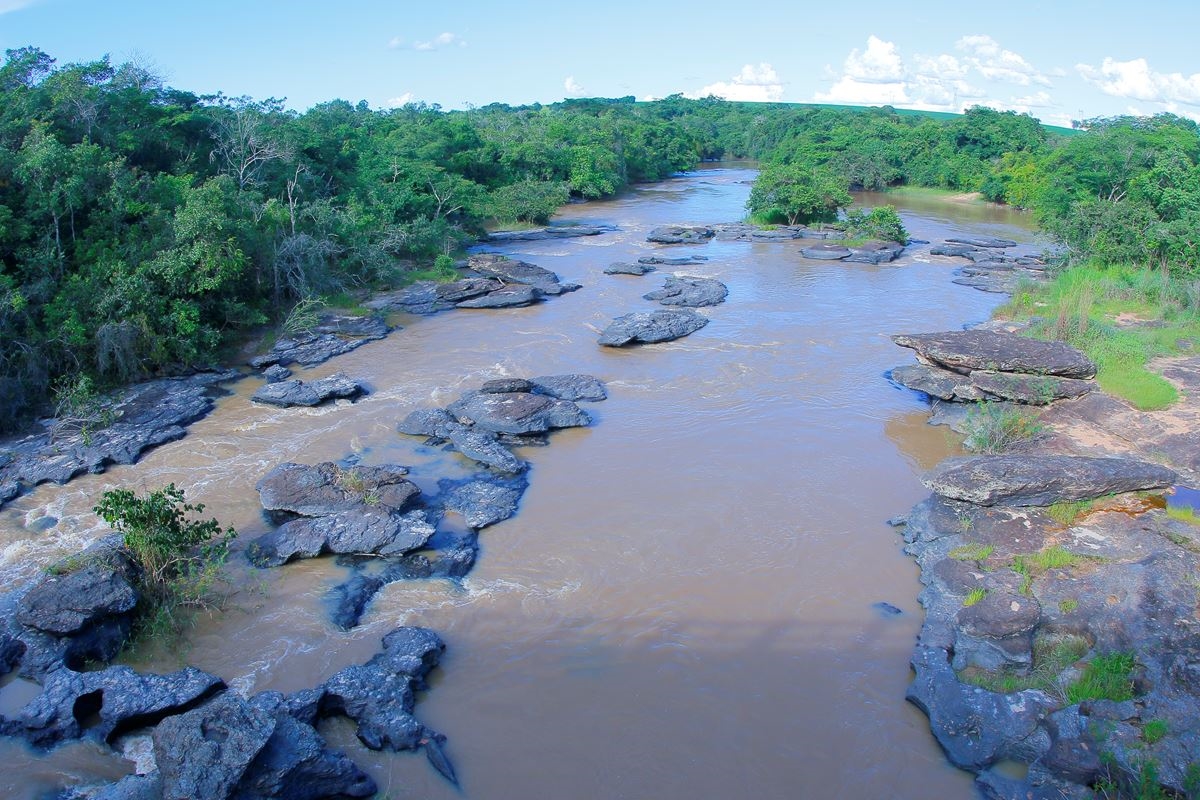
left=257, top=462, right=419, bottom=518
left=946, top=236, right=1018, bottom=249
left=646, top=225, right=715, bottom=244
left=642, top=275, right=728, bottom=308
left=530, top=374, right=608, bottom=402
left=16, top=565, right=138, bottom=639
left=801, top=244, right=852, bottom=260
left=467, top=253, right=579, bottom=296
left=249, top=314, right=390, bottom=370
left=604, top=262, right=656, bottom=275
left=890, top=364, right=1093, bottom=405
left=455, top=284, right=543, bottom=308
left=598, top=309, right=709, bottom=346
left=638, top=255, right=708, bottom=266
left=250, top=372, right=368, bottom=408
left=438, top=475, right=528, bottom=529
left=844, top=241, right=904, bottom=264
left=447, top=390, right=590, bottom=435
left=922, top=455, right=1178, bottom=507
left=248, top=509, right=437, bottom=567
left=893, top=330, right=1097, bottom=379
left=486, top=224, right=614, bottom=242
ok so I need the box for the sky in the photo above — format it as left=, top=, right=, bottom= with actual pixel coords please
left=3, top=0, right=1200, bottom=128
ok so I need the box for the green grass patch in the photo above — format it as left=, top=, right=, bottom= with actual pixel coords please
left=960, top=632, right=1089, bottom=696
left=949, top=542, right=995, bottom=562
left=1059, top=598, right=1079, bottom=613
left=963, top=402, right=1044, bottom=453
left=1142, top=719, right=1169, bottom=744
left=1066, top=652, right=1136, bottom=704
left=963, top=587, right=987, bottom=606
left=1046, top=499, right=1092, bottom=526
left=1011, top=545, right=1088, bottom=594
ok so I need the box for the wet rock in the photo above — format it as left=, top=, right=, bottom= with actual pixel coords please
left=153, top=692, right=275, bottom=800
left=398, top=407, right=456, bottom=438
left=923, top=455, right=1178, bottom=507
left=801, top=244, right=851, bottom=260
left=248, top=509, right=436, bottom=567
left=438, top=476, right=528, bottom=529
left=250, top=372, right=368, bottom=408
left=604, top=262, right=656, bottom=275
left=637, top=255, right=708, bottom=266
left=256, top=462, right=419, bottom=517
left=481, top=378, right=534, bottom=394
left=6, top=665, right=224, bottom=748
left=486, top=224, right=614, bottom=242
left=456, top=284, right=543, bottom=308
left=890, top=364, right=989, bottom=402
left=0, top=634, right=24, bottom=675
left=873, top=602, right=903, bottom=617
left=946, top=236, right=1018, bottom=248
left=262, top=364, right=292, bottom=383
left=467, top=254, right=577, bottom=296
left=642, top=275, right=728, bottom=308
left=953, top=590, right=1041, bottom=672
left=365, top=278, right=501, bottom=315
left=447, top=390, right=590, bottom=435
left=906, top=646, right=1054, bottom=770
left=893, top=330, right=1097, bottom=379
left=598, top=309, right=709, bottom=346
left=975, top=766, right=1092, bottom=800
left=530, top=374, right=608, bottom=402
left=844, top=241, right=905, bottom=264
left=57, top=773, right=163, bottom=800
left=0, top=371, right=239, bottom=509
left=249, top=315, right=390, bottom=369
left=16, top=566, right=138, bottom=638
left=443, top=423, right=527, bottom=474
left=646, top=225, right=715, bottom=244
left=711, top=223, right=809, bottom=242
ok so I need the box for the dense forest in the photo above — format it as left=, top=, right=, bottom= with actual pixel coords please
left=2, top=46, right=1200, bottom=432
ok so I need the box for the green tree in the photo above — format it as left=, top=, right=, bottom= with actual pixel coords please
left=747, top=162, right=851, bottom=225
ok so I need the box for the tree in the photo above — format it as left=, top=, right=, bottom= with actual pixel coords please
left=747, top=162, right=851, bottom=225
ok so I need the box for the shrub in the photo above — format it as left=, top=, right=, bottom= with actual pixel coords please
left=963, top=402, right=1043, bottom=452
left=843, top=205, right=908, bottom=243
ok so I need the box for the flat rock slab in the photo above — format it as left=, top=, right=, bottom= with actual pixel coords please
left=891, top=364, right=1093, bottom=404
left=248, top=509, right=436, bottom=567
left=250, top=372, right=368, bottom=408
left=153, top=692, right=275, bottom=800
left=845, top=241, right=904, bottom=264
left=646, top=225, right=715, bottom=244
left=638, top=255, right=708, bottom=266
left=891, top=364, right=990, bottom=402
left=438, top=476, right=527, bottom=529
left=0, top=370, right=239, bottom=509
left=257, top=462, right=419, bottom=517
left=598, top=309, right=709, bottom=346
left=530, top=374, right=608, bottom=402
left=16, top=566, right=137, bottom=637
left=249, top=314, right=390, bottom=369
left=467, top=254, right=575, bottom=295
left=444, top=422, right=527, bottom=473
left=946, top=236, right=1018, bottom=248
left=642, top=275, right=728, bottom=308
left=801, top=244, right=851, bottom=260
left=923, top=455, right=1178, bottom=506
left=604, top=262, right=656, bottom=275
left=486, top=225, right=614, bottom=242
left=893, top=330, right=1097, bottom=379
left=365, top=278, right=502, bottom=315
left=448, top=390, right=589, bottom=435
left=455, top=284, right=543, bottom=308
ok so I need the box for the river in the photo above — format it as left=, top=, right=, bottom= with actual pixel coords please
left=0, top=166, right=1042, bottom=799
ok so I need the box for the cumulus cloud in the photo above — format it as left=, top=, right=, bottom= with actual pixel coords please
left=690, top=63, right=784, bottom=102
left=956, top=34, right=1050, bottom=86
left=817, top=76, right=909, bottom=105
left=384, top=93, right=415, bottom=108
left=844, top=35, right=906, bottom=82
left=389, top=32, right=466, bottom=51
left=1077, top=57, right=1200, bottom=106
left=564, top=76, right=585, bottom=97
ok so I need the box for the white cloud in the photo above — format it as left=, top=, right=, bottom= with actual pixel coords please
left=690, top=63, right=784, bottom=102
left=956, top=34, right=1050, bottom=86
left=389, top=32, right=466, bottom=51
left=844, top=35, right=906, bottom=82
left=564, top=76, right=585, bottom=97
left=816, top=76, right=909, bottom=105
left=384, top=93, right=415, bottom=108
left=1077, top=57, right=1200, bottom=106
left=0, top=0, right=38, bottom=13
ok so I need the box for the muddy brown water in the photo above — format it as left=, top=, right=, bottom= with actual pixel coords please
left=0, top=167, right=1042, bottom=799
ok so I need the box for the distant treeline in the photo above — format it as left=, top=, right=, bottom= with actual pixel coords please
left=2, top=46, right=1198, bottom=431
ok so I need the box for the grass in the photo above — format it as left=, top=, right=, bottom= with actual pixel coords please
left=963, top=587, right=987, bottom=606
left=1059, top=598, right=1079, bottom=613
left=996, top=262, right=1200, bottom=411
left=1046, top=499, right=1093, bottom=526
left=1012, top=545, right=1087, bottom=594
left=949, top=542, right=994, bottom=562
left=1167, top=505, right=1200, bottom=525
left=960, top=632, right=1090, bottom=697
left=1142, top=719, right=1169, bottom=745
left=1066, top=652, right=1137, bottom=704
left=963, top=402, right=1044, bottom=452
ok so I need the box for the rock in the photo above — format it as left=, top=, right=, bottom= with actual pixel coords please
left=447, top=390, right=590, bottom=435
left=443, top=423, right=527, bottom=474
left=467, top=254, right=574, bottom=296
left=711, top=223, right=806, bottom=242
left=250, top=372, right=368, bottom=408
left=844, top=241, right=904, bottom=264
left=7, top=665, right=224, bottom=748
left=598, top=309, right=709, bottom=346
left=642, top=275, right=728, bottom=308
left=481, top=378, right=534, bottom=394
left=397, top=408, right=456, bottom=437
left=316, top=627, right=446, bottom=752
left=946, top=236, right=1018, bottom=248
left=604, top=262, right=656, bottom=275
left=0, top=371, right=239, bottom=509
left=248, top=509, right=436, bottom=567
left=890, top=364, right=990, bottom=402
left=16, top=566, right=138, bottom=638
left=953, top=591, right=1041, bottom=671
left=966, top=371, right=1093, bottom=405
left=57, top=773, right=164, bottom=800
left=637, top=255, right=708, bottom=266
left=0, top=634, right=24, bottom=675
left=456, top=284, right=544, bottom=308
left=486, top=224, right=614, bottom=242
left=237, top=691, right=378, bottom=799
left=801, top=244, right=851, bottom=260
left=931, top=243, right=984, bottom=258
left=439, top=476, right=528, bottom=529
left=256, top=462, right=419, bottom=517
left=923, top=455, right=1178, bottom=507
left=262, top=364, right=292, bottom=383
left=153, top=693, right=275, bottom=800
left=873, top=602, right=903, bottom=617
left=892, top=331, right=1097, bottom=379
left=906, top=646, right=1054, bottom=770
left=365, top=278, right=503, bottom=315
left=248, top=315, right=390, bottom=369
left=530, top=374, right=608, bottom=402
left=646, top=225, right=715, bottom=244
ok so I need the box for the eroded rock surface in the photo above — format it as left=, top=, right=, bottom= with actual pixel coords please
left=598, top=309, right=709, bottom=346
left=250, top=372, right=368, bottom=408
left=923, top=455, right=1177, bottom=507
left=642, top=275, right=728, bottom=308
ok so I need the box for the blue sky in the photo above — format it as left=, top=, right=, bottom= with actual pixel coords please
left=3, top=0, right=1200, bottom=127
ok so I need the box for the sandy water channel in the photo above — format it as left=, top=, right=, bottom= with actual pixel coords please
left=0, top=166, right=1041, bottom=799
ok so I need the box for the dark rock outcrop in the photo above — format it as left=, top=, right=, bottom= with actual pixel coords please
left=486, top=224, right=614, bottom=242
left=922, top=455, right=1177, bottom=507
left=456, top=284, right=544, bottom=308
left=646, top=225, right=715, bottom=244
left=893, top=330, right=1097, bottom=379
left=250, top=372, right=368, bottom=408
left=891, top=364, right=1093, bottom=405
left=467, top=253, right=580, bottom=296
left=438, top=476, right=527, bottom=529
left=844, top=241, right=905, bottom=264
left=604, top=262, right=656, bottom=275
left=530, top=374, right=608, bottom=402
left=642, top=275, right=728, bottom=308
left=248, top=509, right=436, bottom=568
left=598, top=309, right=709, bottom=346
left=447, top=390, right=590, bottom=435
left=946, top=236, right=1018, bottom=249
left=257, top=462, right=419, bottom=518
left=17, top=566, right=138, bottom=638
left=249, top=315, right=390, bottom=370
left=637, top=255, right=708, bottom=266
left=801, top=244, right=851, bottom=260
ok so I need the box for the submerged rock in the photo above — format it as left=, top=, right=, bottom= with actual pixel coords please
left=642, top=275, right=728, bottom=308
left=801, top=244, right=851, bottom=260
left=923, top=455, right=1177, bottom=507
left=598, top=309, right=709, bottom=346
